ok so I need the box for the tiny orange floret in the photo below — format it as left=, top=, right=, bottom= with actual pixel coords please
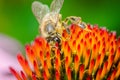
left=88, top=59, right=95, bottom=75
left=9, top=67, right=22, bottom=80
left=33, top=60, right=41, bottom=77
left=55, top=70, right=60, bottom=80
left=74, top=54, right=79, bottom=73
left=79, top=64, right=84, bottom=80
left=17, top=53, right=32, bottom=76
left=67, top=67, right=71, bottom=80
left=20, top=71, right=27, bottom=80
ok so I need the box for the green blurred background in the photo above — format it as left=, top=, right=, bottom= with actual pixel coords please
left=0, top=0, right=120, bottom=45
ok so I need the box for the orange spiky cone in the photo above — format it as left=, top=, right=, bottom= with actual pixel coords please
left=10, top=23, right=120, bottom=80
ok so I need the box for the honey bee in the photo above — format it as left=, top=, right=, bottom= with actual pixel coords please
left=32, top=0, right=88, bottom=48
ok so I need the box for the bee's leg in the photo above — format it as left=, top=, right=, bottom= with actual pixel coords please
left=63, top=16, right=82, bottom=25
left=63, top=16, right=88, bottom=30
left=62, top=16, right=81, bottom=34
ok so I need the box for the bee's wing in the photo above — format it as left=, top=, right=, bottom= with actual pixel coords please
left=32, top=1, right=49, bottom=24
left=50, top=0, right=64, bottom=13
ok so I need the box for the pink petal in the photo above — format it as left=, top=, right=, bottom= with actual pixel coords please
left=0, top=34, right=23, bottom=80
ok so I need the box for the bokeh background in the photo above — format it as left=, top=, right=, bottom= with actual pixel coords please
left=0, top=0, right=120, bottom=45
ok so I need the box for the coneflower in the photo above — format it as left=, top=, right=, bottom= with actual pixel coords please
left=10, top=24, right=120, bottom=80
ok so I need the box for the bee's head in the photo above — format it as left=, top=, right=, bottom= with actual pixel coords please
left=44, top=21, right=56, bottom=34
left=40, top=12, right=62, bottom=37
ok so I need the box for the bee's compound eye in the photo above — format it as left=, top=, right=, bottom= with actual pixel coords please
left=45, top=23, right=55, bottom=33
left=53, top=37, right=61, bottom=43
